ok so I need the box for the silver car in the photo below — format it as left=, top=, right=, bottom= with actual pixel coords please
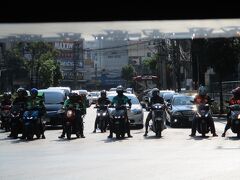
left=107, top=93, right=144, bottom=129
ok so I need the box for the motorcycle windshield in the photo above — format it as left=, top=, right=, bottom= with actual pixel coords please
left=112, top=110, right=125, bottom=116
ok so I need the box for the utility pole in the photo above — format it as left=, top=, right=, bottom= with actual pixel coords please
left=73, top=43, right=77, bottom=90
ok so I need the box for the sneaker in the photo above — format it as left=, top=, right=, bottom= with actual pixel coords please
left=143, top=133, right=148, bottom=137
left=108, top=134, right=113, bottom=138
left=222, top=133, right=225, bottom=137
left=81, top=134, right=85, bottom=138
left=128, top=134, right=133, bottom=138
left=212, top=133, right=218, bottom=137
left=93, top=130, right=96, bottom=133
left=42, top=135, right=46, bottom=139
left=189, top=134, right=195, bottom=137
left=58, top=135, right=65, bottom=139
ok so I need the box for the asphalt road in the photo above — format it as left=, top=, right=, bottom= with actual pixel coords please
left=1, top=106, right=240, bottom=180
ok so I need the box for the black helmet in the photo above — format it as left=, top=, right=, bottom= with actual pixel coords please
left=152, top=88, right=159, bottom=97
left=68, top=92, right=78, bottom=100
left=17, top=88, right=27, bottom=97
left=3, top=92, right=11, bottom=99
left=116, top=85, right=124, bottom=95
left=100, top=90, right=107, bottom=98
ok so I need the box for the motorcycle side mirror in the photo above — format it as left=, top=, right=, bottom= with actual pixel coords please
left=144, top=97, right=149, bottom=103
left=140, top=101, right=146, bottom=109
left=211, top=99, right=215, bottom=102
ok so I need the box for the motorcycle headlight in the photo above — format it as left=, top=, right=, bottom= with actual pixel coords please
left=237, top=114, right=240, bottom=119
left=205, top=113, right=209, bottom=118
left=67, top=110, right=73, bottom=118
left=173, top=112, right=181, bottom=116
left=102, top=112, right=107, bottom=116
left=97, top=113, right=101, bottom=116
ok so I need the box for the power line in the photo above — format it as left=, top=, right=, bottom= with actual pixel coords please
left=83, top=38, right=163, bottom=52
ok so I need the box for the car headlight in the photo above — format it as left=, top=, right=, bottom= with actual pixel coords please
left=173, top=112, right=182, bottom=116
left=97, top=113, right=101, bottom=116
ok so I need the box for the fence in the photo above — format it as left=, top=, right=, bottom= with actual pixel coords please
left=208, top=81, right=240, bottom=113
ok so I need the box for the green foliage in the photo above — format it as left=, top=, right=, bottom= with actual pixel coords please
left=142, top=55, right=158, bottom=74
left=121, top=64, right=136, bottom=82
left=206, top=38, right=240, bottom=77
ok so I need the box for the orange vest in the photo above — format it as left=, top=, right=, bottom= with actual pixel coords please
left=194, top=95, right=208, bottom=104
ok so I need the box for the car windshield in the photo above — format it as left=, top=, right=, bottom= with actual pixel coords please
left=107, top=95, right=139, bottom=105
left=172, top=96, right=194, bottom=106
left=42, top=92, right=64, bottom=104
left=90, top=92, right=99, bottom=96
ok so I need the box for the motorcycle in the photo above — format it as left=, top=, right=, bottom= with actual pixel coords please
left=110, top=105, right=130, bottom=139
left=195, top=103, right=211, bottom=137
left=94, top=105, right=109, bottom=133
left=1, top=105, right=12, bottom=132
left=149, top=103, right=166, bottom=137
left=23, top=110, right=43, bottom=140
left=227, top=104, right=240, bottom=137
left=10, top=104, right=24, bottom=138
left=64, top=105, right=81, bottom=140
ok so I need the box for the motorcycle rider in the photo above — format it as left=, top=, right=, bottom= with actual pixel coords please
left=0, top=92, right=12, bottom=110
left=108, top=85, right=132, bottom=138
left=21, top=88, right=46, bottom=139
left=143, top=88, right=165, bottom=137
left=93, top=90, right=111, bottom=133
left=222, top=87, right=240, bottom=137
left=77, top=93, right=86, bottom=138
left=8, top=88, right=28, bottom=138
left=58, top=93, right=84, bottom=138
left=189, top=86, right=218, bottom=137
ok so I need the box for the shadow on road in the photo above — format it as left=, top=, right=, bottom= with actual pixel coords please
left=216, top=145, right=240, bottom=150
left=51, top=137, right=81, bottom=142
left=226, top=136, right=240, bottom=141
left=101, top=137, right=130, bottom=143
left=187, top=135, right=211, bottom=141
left=143, top=135, right=163, bottom=139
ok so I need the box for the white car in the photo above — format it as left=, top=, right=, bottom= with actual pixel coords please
left=107, top=93, right=144, bottom=129
left=48, top=87, right=71, bottom=96
left=89, top=91, right=100, bottom=104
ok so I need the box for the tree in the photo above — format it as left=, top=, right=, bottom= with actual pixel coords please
left=121, top=64, right=136, bottom=86
left=22, top=42, right=61, bottom=88
left=206, top=38, right=240, bottom=114
left=4, top=47, right=28, bottom=91
left=142, top=56, right=157, bottom=75
left=38, top=52, right=62, bottom=88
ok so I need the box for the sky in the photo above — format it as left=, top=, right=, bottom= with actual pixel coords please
left=0, top=19, right=240, bottom=41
